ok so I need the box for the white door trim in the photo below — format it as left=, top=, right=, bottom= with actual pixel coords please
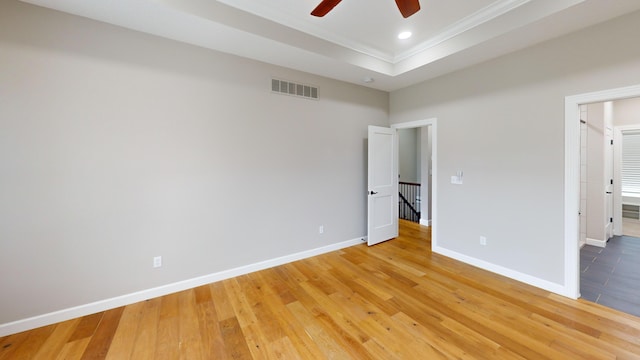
left=392, top=118, right=437, bottom=248
left=565, top=83, right=640, bottom=299
left=613, top=124, right=640, bottom=237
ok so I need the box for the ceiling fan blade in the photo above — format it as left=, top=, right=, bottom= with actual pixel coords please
left=395, top=0, right=420, bottom=18
left=311, top=0, right=342, bottom=17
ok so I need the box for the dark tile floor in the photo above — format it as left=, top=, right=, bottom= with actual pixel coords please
left=581, top=235, right=640, bottom=317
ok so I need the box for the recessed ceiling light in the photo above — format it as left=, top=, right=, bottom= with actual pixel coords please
left=398, top=31, right=412, bottom=40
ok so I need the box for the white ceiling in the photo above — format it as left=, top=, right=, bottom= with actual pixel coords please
left=20, top=0, right=640, bottom=91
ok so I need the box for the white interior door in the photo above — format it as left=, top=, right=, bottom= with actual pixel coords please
left=605, top=126, right=614, bottom=239
left=367, top=126, right=398, bottom=246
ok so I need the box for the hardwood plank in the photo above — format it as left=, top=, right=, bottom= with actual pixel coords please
left=193, top=285, right=213, bottom=305
left=0, top=328, right=32, bottom=360
left=298, top=280, right=370, bottom=345
left=392, top=311, right=500, bottom=359
left=529, top=313, right=620, bottom=359
left=330, top=275, right=401, bottom=317
left=222, top=277, right=272, bottom=359
left=33, top=318, right=80, bottom=359
left=104, top=302, right=144, bottom=360
left=0, top=324, right=56, bottom=359
left=242, top=272, right=287, bottom=343
left=159, top=292, right=180, bottom=321
left=285, top=301, right=359, bottom=359
left=259, top=269, right=298, bottom=305
left=67, top=312, right=104, bottom=342
left=277, top=266, right=376, bottom=359
left=209, top=281, right=236, bottom=321
left=356, top=311, right=436, bottom=359
left=129, top=298, right=160, bottom=360
left=80, top=306, right=124, bottom=360
left=154, top=293, right=180, bottom=359
left=176, top=289, right=204, bottom=359
left=5, top=219, right=640, bottom=359
left=218, top=317, right=252, bottom=360
left=55, top=338, right=91, bottom=360
left=253, top=271, right=327, bottom=359
left=362, top=338, right=403, bottom=360
left=195, top=295, right=227, bottom=360
left=267, top=336, right=302, bottom=359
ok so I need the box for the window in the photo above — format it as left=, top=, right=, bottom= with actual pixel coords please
left=621, top=131, right=640, bottom=195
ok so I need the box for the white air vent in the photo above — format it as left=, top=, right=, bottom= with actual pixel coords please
left=271, top=78, right=319, bottom=100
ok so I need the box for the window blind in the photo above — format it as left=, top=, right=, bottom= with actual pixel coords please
left=622, top=131, right=640, bottom=194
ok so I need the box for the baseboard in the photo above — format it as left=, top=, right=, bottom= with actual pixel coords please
left=586, top=237, right=607, bottom=248
left=419, top=218, right=432, bottom=226
left=432, top=245, right=569, bottom=298
left=0, top=236, right=366, bottom=337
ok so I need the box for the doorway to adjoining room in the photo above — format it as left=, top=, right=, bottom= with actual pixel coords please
left=579, top=96, right=640, bottom=317
left=398, top=126, right=432, bottom=226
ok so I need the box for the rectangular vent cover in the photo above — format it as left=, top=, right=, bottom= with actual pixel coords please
left=271, top=78, right=319, bottom=100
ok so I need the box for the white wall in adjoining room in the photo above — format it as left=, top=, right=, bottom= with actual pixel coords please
left=585, top=103, right=606, bottom=243
left=419, top=126, right=433, bottom=223
left=579, top=109, right=587, bottom=247
left=390, top=9, right=640, bottom=294
left=0, top=0, right=389, bottom=331
left=613, top=97, right=640, bottom=126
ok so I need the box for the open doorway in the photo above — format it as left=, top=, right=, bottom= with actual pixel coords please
left=392, top=119, right=438, bottom=247
left=366, top=119, right=437, bottom=247
left=579, top=101, right=614, bottom=249
left=579, top=98, right=640, bottom=240
left=398, top=126, right=432, bottom=226
left=568, top=87, right=640, bottom=317
left=565, top=84, right=640, bottom=299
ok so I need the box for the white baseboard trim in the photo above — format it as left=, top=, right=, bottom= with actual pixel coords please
left=0, top=236, right=366, bottom=337
left=586, top=237, right=607, bottom=248
left=419, top=218, right=432, bottom=226
left=432, top=245, right=570, bottom=298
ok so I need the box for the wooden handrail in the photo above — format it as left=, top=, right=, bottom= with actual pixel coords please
left=399, top=192, right=420, bottom=218
left=399, top=181, right=421, bottom=186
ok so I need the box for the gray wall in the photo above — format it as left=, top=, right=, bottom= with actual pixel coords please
left=390, top=9, right=640, bottom=286
left=398, top=128, right=419, bottom=183
left=0, top=1, right=388, bottom=325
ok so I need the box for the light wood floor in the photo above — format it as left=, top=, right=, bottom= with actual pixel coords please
left=3, top=220, right=640, bottom=359
left=623, top=217, right=640, bottom=238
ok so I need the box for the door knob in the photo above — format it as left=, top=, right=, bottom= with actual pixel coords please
left=369, top=191, right=378, bottom=195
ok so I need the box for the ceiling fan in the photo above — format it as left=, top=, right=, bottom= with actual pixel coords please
left=311, top=0, right=420, bottom=18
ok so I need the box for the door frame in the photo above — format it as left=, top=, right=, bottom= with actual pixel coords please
left=565, top=83, right=640, bottom=299
left=605, top=124, right=614, bottom=241
left=613, top=125, right=640, bottom=237
left=392, top=118, right=438, bottom=248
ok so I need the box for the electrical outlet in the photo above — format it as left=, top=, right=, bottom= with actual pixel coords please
left=319, top=225, right=324, bottom=234
left=480, top=236, right=487, bottom=246
left=153, top=256, right=162, bottom=268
